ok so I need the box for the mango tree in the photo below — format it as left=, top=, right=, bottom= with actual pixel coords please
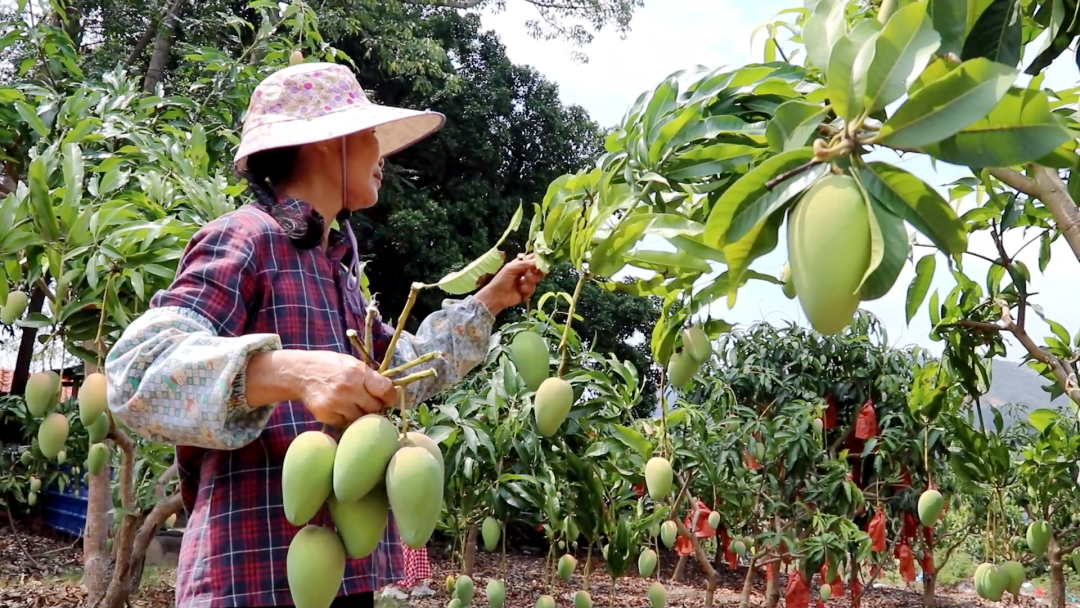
left=0, top=2, right=348, bottom=606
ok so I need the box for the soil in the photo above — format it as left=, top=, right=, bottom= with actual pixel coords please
left=0, top=518, right=1062, bottom=607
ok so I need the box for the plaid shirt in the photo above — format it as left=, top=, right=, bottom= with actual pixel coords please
left=105, top=201, right=495, bottom=608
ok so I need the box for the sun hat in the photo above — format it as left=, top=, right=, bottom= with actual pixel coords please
left=234, top=61, right=446, bottom=171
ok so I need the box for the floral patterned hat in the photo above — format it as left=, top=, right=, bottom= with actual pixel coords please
left=234, top=61, right=445, bottom=171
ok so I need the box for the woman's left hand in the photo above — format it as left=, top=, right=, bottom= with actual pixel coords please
left=475, top=253, right=546, bottom=316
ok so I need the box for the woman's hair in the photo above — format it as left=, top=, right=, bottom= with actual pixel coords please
left=239, top=145, right=324, bottom=249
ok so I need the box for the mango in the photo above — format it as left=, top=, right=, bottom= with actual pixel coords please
left=819, top=583, right=831, bottom=600
left=405, top=431, right=445, bottom=471
left=1027, top=520, right=1051, bottom=556
left=289, top=50, right=304, bottom=65
left=88, top=412, right=110, bottom=443
left=534, top=377, right=573, bottom=437
left=106, top=537, right=113, bottom=553
left=787, top=174, right=871, bottom=335
left=28, top=491, right=37, bottom=506
left=20, top=451, right=31, bottom=466
left=25, top=371, right=59, bottom=417
left=730, top=540, right=746, bottom=556
left=682, top=325, right=711, bottom=363
left=708, top=511, right=720, bottom=530
left=334, top=414, right=400, bottom=503
left=453, top=575, right=474, bottom=604
left=166, top=514, right=177, bottom=528
left=660, top=520, right=677, bottom=548
left=812, top=418, right=823, bottom=434
left=558, top=540, right=565, bottom=550
left=486, top=579, right=505, bottom=608
left=1073, top=552, right=1080, bottom=573
left=386, top=445, right=443, bottom=548
left=648, top=582, right=666, bottom=608
left=536, top=595, right=555, bottom=608
left=446, top=574, right=456, bottom=595
left=448, top=600, right=461, bottom=608
left=482, top=516, right=501, bottom=552
left=780, top=263, right=796, bottom=299
left=666, top=349, right=697, bottom=389
left=573, top=590, right=592, bottom=608
left=38, top=412, right=69, bottom=460
left=567, top=518, right=579, bottom=544
left=984, top=564, right=1007, bottom=601
left=644, top=456, right=673, bottom=501
left=57, top=450, right=66, bottom=464
left=86, top=443, right=108, bottom=476
left=328, top=487, right=389, bottom=559
left=973, top=563, right=993, bottom=600
left=511, top=331, right=550, bottom=391
left=1001, top=560, right=1025, bottom=596
left=79, top=372, right=108, bottom=427
left=287, top=525, right=345, bottom=608
left=282, top=430, right=337, bottom=526
left=557, top=554, right=577, bottom=582
left=1, top=290, right=27, bottom=325
left=29, top=477, right=40, bottom=492
left=917, top=489, right=943, bottom=528
left=638, top=548, right=657, bottom=577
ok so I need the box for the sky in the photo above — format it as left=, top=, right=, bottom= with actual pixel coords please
left=478, top=0, right=1080, bottom=362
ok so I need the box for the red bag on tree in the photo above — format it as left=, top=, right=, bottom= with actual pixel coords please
left=921, top=548, right=935, bottom=576
left=893, top=466, right=913, bottom=491
left=867, top=506, right=887, bottom=552
left=785, top=569, right=811, bottom=608
left=676, top=500, right=716, bottom=556
left=854, top=399, right=879, bottom=439
left=897, top=543, right=916, bottom=582
left=903, top=511, right=919, bottom=540
left=820, top=562, right=843, bottom=597
left=824, top=393, right=839, bottom=429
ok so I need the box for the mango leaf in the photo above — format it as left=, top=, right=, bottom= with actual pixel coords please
left=858, top=1, right=942, bottom=113
left=704, top=147, right=815, bottom=247
left=860, top=162, right=966, bottom=255
left=827, top=19, right=882, bottom=120
left=724, top=160, right=827, bottom=247
left=922, top=87, right=1071, bottom=168
left=621, top=249, right=712, bottom=274
left=766, top=101, right=828, bottom=153
left=961, top=0, right=1021, bottom=68
left=431, top=203, right=523, bottom=294
left=664, top=144, right=762, bottom=181
left=15, top=101, right=48, bottom=139
left=879, top=57, right=1017, bottom=148
left=906, top=254, right=936, bottom=323
left=848, top=167, right=886, bottom=292
left=722, top=211, right=786, bottom=307
left=1028, top=408, right=1059, bottom=433
left=61, top=142, right=84, bottom=213
left=858, top=194, right=909, bottom=301
left=27, top=157, right=60, bottom=242
left=802, top=0, right=849, bottom=71
left=928, top=0, right=975, bottom=56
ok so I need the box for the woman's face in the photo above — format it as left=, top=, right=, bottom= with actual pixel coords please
left=342, top=129, right=383, bottom=211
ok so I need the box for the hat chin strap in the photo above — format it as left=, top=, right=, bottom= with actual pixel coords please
left=338, top=136, right=366, bottom=306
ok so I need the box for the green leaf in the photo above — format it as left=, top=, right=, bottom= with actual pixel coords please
left=722, top=211, right=786, bottom=307
left=928, top=0, right=972, bottom=56
left=922, top=87, right=1071, bottom=167
left=906, top=254, right=936, bottom=323
left=15, top=101, right=48, bottom=139
left=879, top=58, right=1017, bottom=148
left=28, top=157, right=60, bottom=242
left=664, top=144, right=762, bottom=181
left=803, top=0, right=849, bottom=71
left=860, top=162, right=967, bottom=255
left=858, top=195, right=909, bottom=301
left=827, top=19, right=882, bottom=120
left=859, top=1, right=942, bottom=113
left=1038, top=232, right=1052, bottom=272
left=961, top=0, right=1021, bottom=68
left=724, top=161, right=827, bottom=247
left=766, top=101, right=828, bottom=153
left=704, top=147, right=815, bottom=247
left=621, top=249, right=712, bottom=274
left=1028, top=408, right=1059, bottom=433
left=432, top=203, right=523, bottom=294
left=61, top=142, right=84, bottom=213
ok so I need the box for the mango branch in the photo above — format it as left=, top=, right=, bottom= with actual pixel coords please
left=990, top=165, right=1080, bottom=265
left=380, top=283, right=424, bottom=373
left=557, top=270, right=588, bottom=377
left=670, top=472, right=717, bottom=608
left=382, top=351, right=441, bottom=377
left=392, top=368, right=437, bottom=387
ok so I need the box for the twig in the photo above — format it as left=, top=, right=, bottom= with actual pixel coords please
left=8, top=515, right=43, bottom=569
left=392, top=368, right=437, bottom=387
left=381, top=351, right=441, bottom=377
left=364, top=306, right=376, bottom=361
left=379, top=284, right=422, bottom=373
left=764, top=159, right=821, bottom=190
left=557, top=270, right=588, bottom=378
left=346, top=329, right=376, bottom=367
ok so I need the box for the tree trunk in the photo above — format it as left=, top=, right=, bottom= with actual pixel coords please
left=10, top=285, right=45, bottom=395
left=142, top=1, right=183, bottom=93
left=922, top=573, right=936, bottom=608
left=671, top=555, right=687, bottom=581
left=1049, top=536, right=1066, bottom=608
left=82, top=461, right=113, bottom=604
left=463, top=524, right=478, bottom=576
left=739, top=555, right=757, bottom=608
left=765, top=562, right=779, bottom=607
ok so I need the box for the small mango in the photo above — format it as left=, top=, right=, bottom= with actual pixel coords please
left=534, top=377, right=573, bottom=437
left=917, top=489, right=943, bottom=528
left=666, top=349, right=698, bottom=389
left=573, top=590, right=592, bottom=608
left=644, top=456, right=673, bottom=501
left=708, top=511, right=720, bottom=530
left=38, top=412, right=69, bottom=460
left=328, top=487, right=389, bottom=560
left=25, top=372, right=59, bottom=417
left=453, top=575, right=474, bottom=605
left=88, top=412, right=110, bottom=443
left=557, top=553, right=577, bottom=582
left=660, top=520, right=677, bottom=549
left=86, top=442, right=108, bottom=476
left=819, top=583, right=831, bottom=600
left=638, top=548, right=657, bottom=577
left=481, top=516, right=501, bottom=552
left=682, top=325, right=712, bottom=363
left=486, top=578, right=505, bottom=608
left=78, top=372, right=108, bottom=427
left=536, top=595, right=555, bottom=608
left=648, top=581, right=666, bottom=608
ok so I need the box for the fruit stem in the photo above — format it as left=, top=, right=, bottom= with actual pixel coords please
left=93, top=274, right=114, bottom=368
left=381, top=350, right=441, bottom=377
left=346, top=329, right=376, bottom=367
left=500, top=520, right=507, bottom=581
left=583, top=543, right=592, bottom=590
left=659, top=368, right=670, bottom=459
left=398, top=387, right=409, bottom=436
left=391, top=368, right=437, bottom=387
left=379, top=283, right=422, bottom=373
left=557, top=270, right=588, bottom=378
left=364, top=306, right=377, bottom=362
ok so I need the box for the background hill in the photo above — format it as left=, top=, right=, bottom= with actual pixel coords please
left=978, top=359, right=1070, bottom=429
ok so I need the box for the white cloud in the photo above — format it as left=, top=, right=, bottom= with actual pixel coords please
left=481, top=0, right=1080, bottom=362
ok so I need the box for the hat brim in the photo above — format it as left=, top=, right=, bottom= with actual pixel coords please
left=234, top=103, right=446, bottom=171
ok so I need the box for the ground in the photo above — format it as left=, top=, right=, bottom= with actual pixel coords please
left=0, top=519, right=1071, bottom=607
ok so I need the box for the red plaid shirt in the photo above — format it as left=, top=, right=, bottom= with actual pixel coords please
left=105, top=201, right=495, bottom=607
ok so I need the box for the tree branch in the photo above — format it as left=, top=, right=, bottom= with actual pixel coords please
left=670, top=474, right=717, bottom=608
left=991, top=165, right=1080, bottom=266
left=124, top=0, right=184, bottom=67
left=124, top=492, right=183, bottom=598
left=994, top=298, right=1080, bottom=404
left=102, top=427, right=138, bottom=607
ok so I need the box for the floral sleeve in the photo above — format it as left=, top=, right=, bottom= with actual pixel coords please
left=372, top=295, right=496, bottom=408
left=104, top=216, right=282, bottom=450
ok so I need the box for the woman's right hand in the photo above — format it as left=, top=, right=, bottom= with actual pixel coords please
left=290, top=350, right=398, bottom=427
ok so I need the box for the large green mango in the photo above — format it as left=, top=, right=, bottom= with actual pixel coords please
left=333, top=414, right=399, bottom=503
left=534, top=377, right=573, bottom=436
left=1027, top=520, right=1051, bottom=556
left=510, top=331, right=550, bottom=391
left=787, top=174, right=871, bottom=335
left=386, top=445, right=443, bottom=548
left=282, top=430, right=337, bottom=526
left=917, top=489, right=943, bottom=527
left=328, top=487, right=389, bottom=559
left=286, top=525, right=346, bottom=608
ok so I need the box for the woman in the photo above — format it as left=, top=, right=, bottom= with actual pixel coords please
left=104, top=61, right=544, bottom=608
